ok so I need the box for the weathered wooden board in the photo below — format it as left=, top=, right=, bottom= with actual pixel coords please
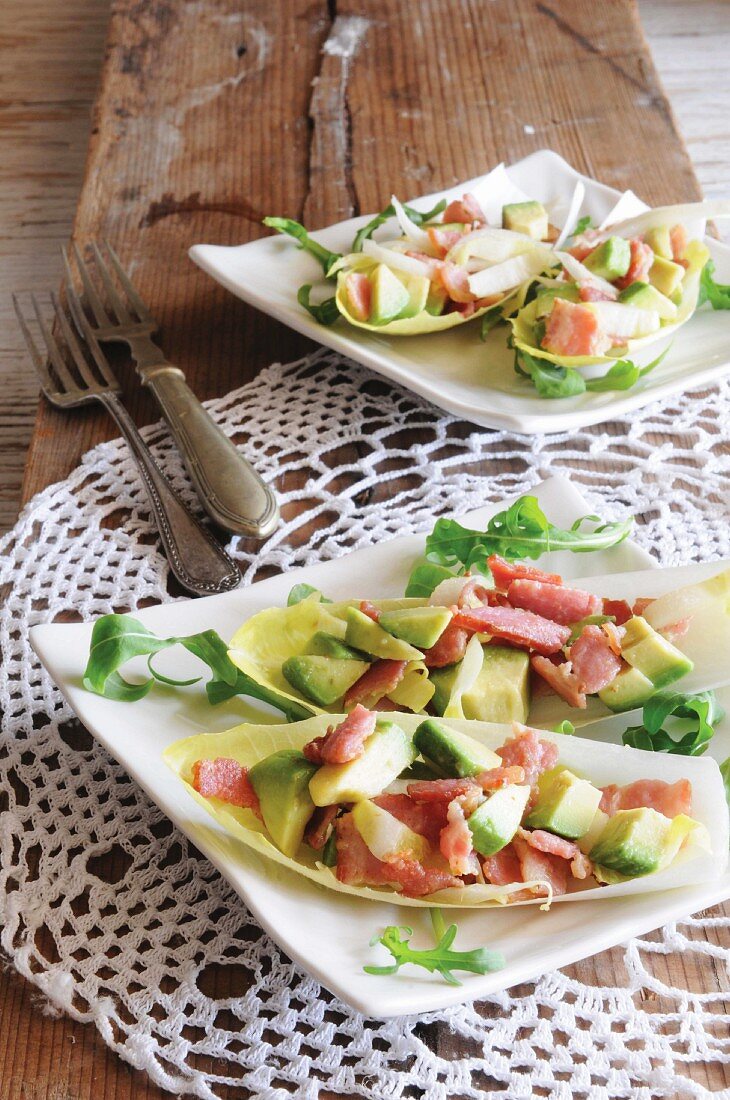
left=5, top=0, right=729, bottom=1097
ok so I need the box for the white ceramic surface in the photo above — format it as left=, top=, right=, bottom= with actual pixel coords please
left=190, top=150, right=730, bottom=436
left=30, top=477, right=730, bottom=1017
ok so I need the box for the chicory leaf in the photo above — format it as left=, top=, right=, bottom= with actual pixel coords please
left=263, top=216, right=341, bottom=276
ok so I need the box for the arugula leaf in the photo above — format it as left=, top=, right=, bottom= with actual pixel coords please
left=297, top=285, right=339, bottom=325
left=569, top=214, right=593, bottom=239
left=622, top=690, right=724, bottom=756
left=364, top=909, right=504, bottom=986
left=515, top=348, right=586, bottom=398
left=585, top=346, right=671, bottom=393
left=206, top=669, right=315, bottom=721
left=352, top=198, right=447, bottom=252
left=720, top=756, right=730, bottom=810
left=404, top=562, right=458, bottom=598
left=697, top=259, right=730, bottom=310
left=262, top=216, right=341, bottom=276
left=421, top=496, right=632, bottom=577
left=479, top=305, right=506, bottom=341
left=287, top=583, right=331, bottom=606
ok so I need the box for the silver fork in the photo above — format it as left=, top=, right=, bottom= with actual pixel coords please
left=14, top=291, right=241, bottom=597
left=62, top=242, right=279, bottom=540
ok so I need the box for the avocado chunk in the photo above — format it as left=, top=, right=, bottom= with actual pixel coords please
left=620, top=615, right=693, bottom=689
left=618, top=281, right=677, bottom=321
left=645, top=226, right=673, bottom=260
left=249, top=749, right=318, bottom=858
left=577, top=807, right=610, bottom=855
left=397, top=273, right=430, bottom=319
left=370, top=263, right=410, bottom=324
left=379, top=606, right=452, bottom=649
left=307, top=631, right=365, bottom=661
left=344, top=606, right=422, bottom=661
left=425, top=283, right=448, bottom=316
left=468, top=784, right=530, bottom=856
left=502, top=200, right=549, bottom=240
left=535, top=283, right=580, bottom=318
left=598, top=664, right=656, bottom=712
left=583, top=236, right=631, bottom=281
left=282, top=655, right=369, bottom=706
left=414, top=718, right=501, bottom=778
left=525, top=768, right=602, bottom=839
left=351, top=799, right=430, bottom=862
left=589, top=806, right=671, bottom=877
left=429, top=646, right=530, bottom=724
left=309, top=720, right=415, bottom=806
left=649, top=255, right=684, bottom=298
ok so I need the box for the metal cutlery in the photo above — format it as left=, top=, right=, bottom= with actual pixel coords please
left=62, top=241, right=279, bottom=540
left=13, top=290, right=241, bottom=597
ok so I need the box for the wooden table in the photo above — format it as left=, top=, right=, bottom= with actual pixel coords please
left=2, top=1, right=729, bottom=1096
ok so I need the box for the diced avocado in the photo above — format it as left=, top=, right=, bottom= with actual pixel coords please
left=535, top=283, right=580, bottom=318
left=352, top=800, right=429, bottom=862
left=307, top=631, right=365, bottom=660
left=282, top=655, right=368, bottom=706
left=620, top=615, right=693, bottom=689
left=370, top=263, right=410, bottom=324
left=583, top=236, right=631, bottom=281
left=309, top=720, right=416, bottom=806
left=645, top=226, right=673, bottom=260
left=618, top=281, right=677, bottom=321
left=468, top=784, right=530, bottom=856
left=249, top=750, right=318, bottom=858
left=577, top=807, right=610, bottom=855
left=598, top=664, right=656, bottom=713
left=387, top=665, right=435, bottom=712
left=321, top=828, right=338, bottom=866
left=425, top=283, right=448, bottom=316
left=649, top=255, right=684, bottom=297
left=429, top=646, right=530, bottom=724
left=502, top=200, right=549, bottom=240
left=344, top=607, right=421, bottom=661
left=525, top=768, right=602, bottom=839
left=414, top=718, right=501, bottom=778
left=397, top=273, right=430, bottom=319
left=379, top=606, right=452, bottom=649
left=589, top=806, right=671, bottom=877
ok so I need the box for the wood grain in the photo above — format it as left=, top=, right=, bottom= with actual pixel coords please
left=1, top=0, right=728, bottom=1097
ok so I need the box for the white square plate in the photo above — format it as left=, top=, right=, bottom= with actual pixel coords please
left=190, top=149, right=730, bottom=436
left=30, top=477, right=730, bottom=1017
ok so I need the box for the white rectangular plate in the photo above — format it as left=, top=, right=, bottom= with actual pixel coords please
left=190, top=149, right=730, bottom=436
left=30, top=477, right=730, bottom=1017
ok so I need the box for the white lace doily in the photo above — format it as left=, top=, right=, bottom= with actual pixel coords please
left=1, top=349, right=728, bottom=1099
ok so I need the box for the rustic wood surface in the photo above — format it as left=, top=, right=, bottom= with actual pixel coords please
left=1, top=0, right=728, bottom=1097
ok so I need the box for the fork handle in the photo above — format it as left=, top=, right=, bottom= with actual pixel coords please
left=100, top=393, right=241, bottom=596
left=141, top=366, right=279, bottom=538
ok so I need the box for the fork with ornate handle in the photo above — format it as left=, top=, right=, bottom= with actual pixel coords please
left=14, top=291, right=241, bottom=597
left=63, top=241, right=279, bottom=540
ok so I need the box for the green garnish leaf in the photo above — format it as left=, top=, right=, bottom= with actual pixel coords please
left=206, top=670, right=315, bottom=722
left=147, top=654, right=201, bottom=688
left=719, top=756, right=730, bottom=810
left=567, top=614, right=615, bottom=645
left=479, top=305, right=506, bottom=341
left=622, top=690, right=724, bottom=756
left=263, top=216, right=341, bottom=276
left=297, top=285, right=339, bottom=325
left=364, top=911, right=504, bottom=986
left=515, top=348, right=586, bottom=399
left=352, top=199, right=447, bottom=252
left=553, top=720, right=576, bottom=735
left=287, top=583, right=331, bottom=606
left=698, top=259, right=730, bottom=310
left=569, top=214, right=593, bottom=240
left=404, top=562, right=459, bottom=598
left=585, top=346, right=671, bottom=393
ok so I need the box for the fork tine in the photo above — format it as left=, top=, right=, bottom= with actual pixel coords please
left=30, top=293, right=79, bottom=394
left=102, top=240, right=153, bottom=322
left=12, top=294, right=56, bottom=394
left=91, top=241, right=132, bottom=324
left=62, top=248, right=119, bottom=387
left=51, top=291, right=106, bottom=392
left=71, top=241, right=112, bottom=327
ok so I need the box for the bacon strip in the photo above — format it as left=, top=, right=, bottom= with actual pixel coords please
left=440, top=799, right=475, bottom=875
left=452, top=604, right=571, bottom=655
left=569, top=624, right=623, bottom=694
left=600, top=778, right=692, bottom=818
left=335, top=813, right=459, bottom=897
left=407, top=777, right=482, bottom=803
left=374, top=792, right=448, bottom=847
left=422, top=620, right=469, bottom=668
left=516, top=830, right=593, bottom=883
left=192, top=758, right=262, bottom=818
left=496, top=725, right=559, bottom=789
left=508, top=578, right=602, bottom=626
left=603, top=598, right=632, bottom=626
left=531, top=655, right=586, bottom=708
left=303, top=704, right=377, bottom=765
left=442, top=192, right=487, bottom=226
left=482, top=843, right=522, bottom=885
left=488, top=555, right=562, bottom=593
left=304, top=804, right=339, bottom=851
left=359, top=600, right=381, bottom=623
left=343, top=659, right=408, bottom=709
left=512, top=836, right=570, bottom=897
left=476, top=765, right=526, bottom=790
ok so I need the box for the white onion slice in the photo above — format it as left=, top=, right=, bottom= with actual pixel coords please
left=446, top=226, right=536, bottom=265
left=599, top=190, right=644, bottom=230
left=553, top=180, right=586, bottom=250
left=391, top=195, right=432, bottom=249
left=589, top=301, right=661, bottom=338
left=361, top=238, right=435, bottom=278
left=468, top=250, right=551, bottom=298
left=443, top=635, right=485, bottom=719
left=428, top=576, right=471, bottom=607
left=555, top=250, right=617, bottom=298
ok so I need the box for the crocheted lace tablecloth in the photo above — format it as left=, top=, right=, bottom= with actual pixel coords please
left=1, top=349, right=728, bottom=1099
